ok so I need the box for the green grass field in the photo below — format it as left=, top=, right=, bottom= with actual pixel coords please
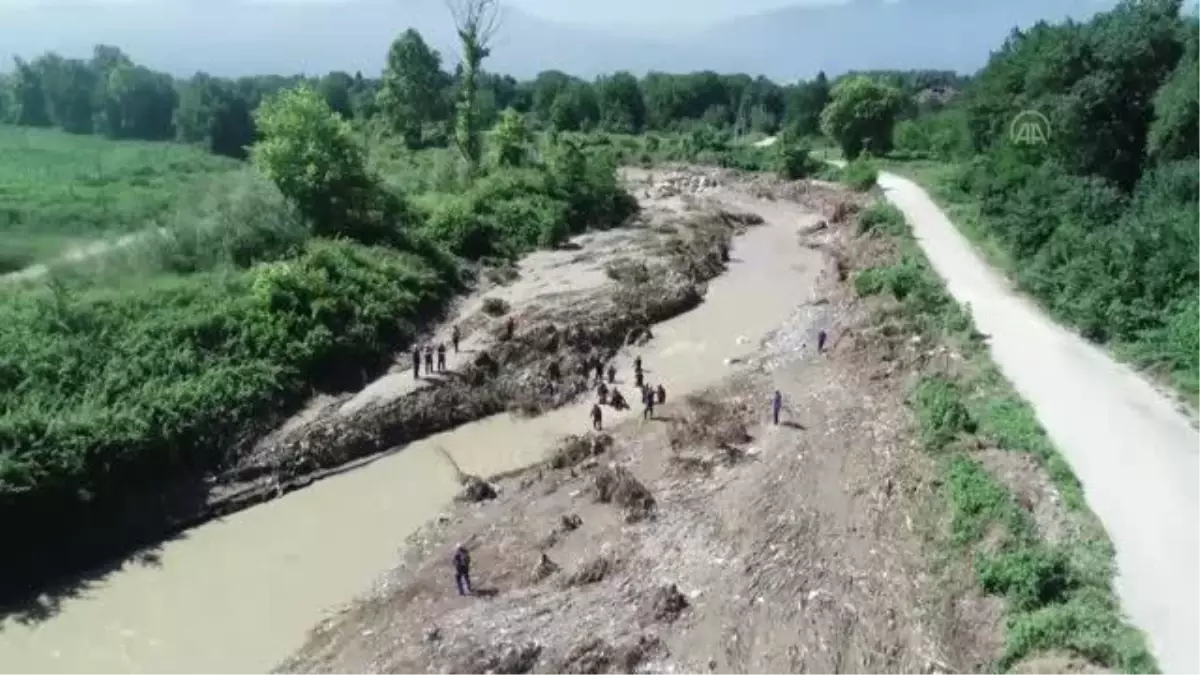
left=0, top=125, right=242, bottom=272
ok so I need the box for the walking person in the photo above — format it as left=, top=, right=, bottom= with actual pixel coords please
left=412, top=345, right=421, bottom=379
left=607, top=364, right=616, bottom=384
left=817, top=328, right=828, bottom=354
left=656, top=383, right=666, bottom=405
left=436, top=343, right=447, bottom=372
left=634, top=355, right=643, bottom=374
left=772, top=389, right=783, bottom=426
left=453, top=544, right=472, bottom=596
left=424, top=346, right=434, bottom=373
left=452, top=325, right=461, bottom=354
left=642, top=386, right=655, bottom=420
left=591, top=403, right=603, bottom=431
left=635, top=369, right=644, bottom=389
left=597, top=382, right=609, bottom=405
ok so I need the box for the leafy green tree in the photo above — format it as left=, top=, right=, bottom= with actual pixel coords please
left=596, top=71, right=645, bottom=133
left=96, top=64, right=177, bottom=140
left=8, top=58, right=51, bottom=127
left=251, top=86, right=393, bottom=242
left=318, top=71, right=355, bottom=119
left=819, top=75, right=905, bottom=158
left=783, top=71, right=829, bottom=137
left=549, top=82, right=599, bottom=132
left=175, top=74, right=255, bottom=158
left=377, top=29, right=443, bottom=148
left=1146, top=20, right=1199, bottom=163
left=491, top=108, right=531, bottom=167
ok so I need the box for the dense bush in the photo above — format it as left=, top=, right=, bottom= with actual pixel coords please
left=933, top=0, right=1200, bottom=397
left=774, top=137, right=821, bottom=180
left=0, top=239, right=455, bottom=570
left=840, top=156, right=880, bottom=191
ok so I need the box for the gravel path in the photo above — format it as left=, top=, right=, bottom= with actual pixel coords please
left=878, top=170, right=1199, bottom=674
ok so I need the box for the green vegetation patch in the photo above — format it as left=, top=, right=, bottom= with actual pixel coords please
left=852, top=199, right=1157, bottom=673
left=0, top=125, right=241, bottom=263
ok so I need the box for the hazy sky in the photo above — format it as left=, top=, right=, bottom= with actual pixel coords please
left=507, top=0, right=846, bottom=28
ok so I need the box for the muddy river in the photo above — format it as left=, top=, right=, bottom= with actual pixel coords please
left=0, top=190, right=824, bottom=673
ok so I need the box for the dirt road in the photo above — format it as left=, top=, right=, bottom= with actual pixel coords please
left=877, top=170, right=1200, bottom=674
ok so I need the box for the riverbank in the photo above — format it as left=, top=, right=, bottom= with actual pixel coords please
left=280, top=171, right=1151, bottom=674
left=279, top=176, right=982, bottom=673
left=0, top=166, right=844, bottom=673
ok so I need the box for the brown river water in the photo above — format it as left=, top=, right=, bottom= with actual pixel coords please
left=0, top=190, right=824, bottom=673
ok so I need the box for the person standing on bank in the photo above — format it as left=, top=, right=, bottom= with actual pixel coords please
left=453, top=544, right=472, bottom=596
left=591, top=403, right=603, bottom=431
left=772, top=390, right=783, bottom=426
left=436, top=343, right=447, bottom=372
left=424, top=346, right=434, bottom=373
left=412, top=345, right=421, bottom=379
left=817, top=329, right=828, bottom=354
left=452, top=325, right=461, bottom=354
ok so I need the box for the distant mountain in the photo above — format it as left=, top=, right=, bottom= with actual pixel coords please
left=0, top=0, right=1119, bottom=80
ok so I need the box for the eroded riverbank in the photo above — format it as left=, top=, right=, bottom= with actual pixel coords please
left=0, top=168, right=839, bottom=673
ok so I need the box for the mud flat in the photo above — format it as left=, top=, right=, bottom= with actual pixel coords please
left=0, top=168, right=837, bottom=674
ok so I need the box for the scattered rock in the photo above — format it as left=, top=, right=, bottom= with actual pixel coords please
left=593, top=465, right=656, bottom=522
left=642, top=583, right=690, bottom=623
left=456, top=476, right=498, bottom=503
left=563, top=553, right=616, bottom=587
left=550, top=433, right=614, bottom=470
left=531, top=552, right=559, bottom=583
left=455, top=641, right=542, bottom=674
left=560, top=513, right=583, bottom=531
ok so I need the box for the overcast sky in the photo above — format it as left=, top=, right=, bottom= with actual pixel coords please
left=506, top=0, right=846, bottom=29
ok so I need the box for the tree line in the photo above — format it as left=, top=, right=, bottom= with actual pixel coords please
left=890, top=0, right=1199, bottom=395
left=0, top=32, right=966, bottom=159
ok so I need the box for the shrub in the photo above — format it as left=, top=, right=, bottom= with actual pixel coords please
left=856, top=201, right=906, bottom=235
left=841, top=157, right=879, bottom=191
left=774, top=139, right=821, bottom=180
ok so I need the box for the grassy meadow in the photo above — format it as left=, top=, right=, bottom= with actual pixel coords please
left=0, top=125, right=242, bottom=273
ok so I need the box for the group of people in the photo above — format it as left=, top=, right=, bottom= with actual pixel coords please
left=589, top=354, right=666, bottom=431
left=412, top=326, right=463, bottom=379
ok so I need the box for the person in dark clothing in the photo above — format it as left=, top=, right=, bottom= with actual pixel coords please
left=453, top=544, right=472, bottom=596
left=424, top=347, right=434, bottom=373
left=642, top=386, right=655, bottom=420
left=772, top=390, right=783, bottom=425
left=610, top=388, right=627, bottom=410
left=817, top=329, right=828, bottom=354
left=595, top=360, right=605, bottom=385
left=597, top=382, right=609, bottom=404
left=504, top=317, right=515, bottom=341
left=452, top=326, right=461, bottom=354
left=436, top=343, right=447, bottom=372
left=591, top=403, right=603, bottom=431
left=412, top=346, right=421, bottom=379
left=634, top=369, right=644, bottom=389
left=607, top=364, right=616, bottom=384
left=634, top=355, right=643, bottom=374
left=656, top=384, right=666, bottom=405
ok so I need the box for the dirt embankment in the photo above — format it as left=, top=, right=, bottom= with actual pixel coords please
left=197, top=177, right=770, bottom=524
left=278, top=174, right=1014, bottom=674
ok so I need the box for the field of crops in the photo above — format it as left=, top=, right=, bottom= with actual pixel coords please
left=0, top=125, right=241, bottom=272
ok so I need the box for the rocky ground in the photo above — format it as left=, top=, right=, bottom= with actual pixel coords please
left=277, top=171, right=1013, bottom=674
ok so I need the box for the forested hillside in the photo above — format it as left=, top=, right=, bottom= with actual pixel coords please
left=887, top=0, right=1199, bottom=398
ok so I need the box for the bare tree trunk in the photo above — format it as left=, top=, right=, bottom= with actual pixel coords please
left=446, top=0, right=500, bottom=179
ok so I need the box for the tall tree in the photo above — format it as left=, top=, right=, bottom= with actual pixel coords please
left=596, top=71, right=645, bottom=134
left=377, top=29, right=443, bottom=148
left=8, top=58, right=51, bottom=127
left=819, top=75, right=905, bottom=158
left=447, top=0, right=500, bottom=176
